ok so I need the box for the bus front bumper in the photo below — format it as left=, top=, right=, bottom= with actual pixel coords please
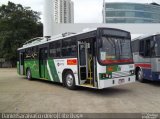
left=99, top=75, right=135, bottom=89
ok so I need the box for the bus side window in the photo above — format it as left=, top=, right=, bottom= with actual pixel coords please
left=151, top=38, right=156, bottom=57
left=44, top=49, right=48, bottom=60
left=139, top=40, right=145, bottom=56
left=132, top=40, right=139, bottom=53
left=145, top=39, right=151, bottom=57
left=62, top=38, right=77, bottom=57
left=49, top=41, right=61, bottom=58
left=33, top=46, right=38, bottom=59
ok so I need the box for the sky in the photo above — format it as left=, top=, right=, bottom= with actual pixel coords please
left=0, top=0, right=160, bottom=23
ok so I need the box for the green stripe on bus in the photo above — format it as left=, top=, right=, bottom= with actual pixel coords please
left=48, top=60, right=60, bottom=82
left=24, top=60, right=39, bottom=78
left=45, top=65, right=52, bottom=81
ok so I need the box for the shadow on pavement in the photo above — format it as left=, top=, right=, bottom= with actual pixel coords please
left=144, top=80, right=160, bottom=87
left=76, top=86, right=133, bottom=96
left=21, top=77, right=64, bottom=87
left=20, top=76, right=133, bottom=96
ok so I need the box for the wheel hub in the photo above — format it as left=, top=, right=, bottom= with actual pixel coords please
left=66, top=74, right=73, bottom=87
left=27, top=71, right=31, bottom=79
left=138, top=71, right=142, bottom=80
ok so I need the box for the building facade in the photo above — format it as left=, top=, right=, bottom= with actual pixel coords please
left=103, top=2, right=160, bottom=23
left=53, top=0, right=74, bottom=23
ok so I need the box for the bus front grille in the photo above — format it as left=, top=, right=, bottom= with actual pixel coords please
left=112, top=71, right=130, bottom=78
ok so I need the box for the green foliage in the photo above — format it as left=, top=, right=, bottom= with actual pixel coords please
left=0, top=1, right=43, bottom=65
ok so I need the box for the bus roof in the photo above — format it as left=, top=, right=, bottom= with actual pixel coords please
left=132, top=33, right=160, bottom=41
left=131, top=34, right=144, bottom=41
left=18, top=27, right=130, bottom=50
left=18, top=28, right=98, bottom=50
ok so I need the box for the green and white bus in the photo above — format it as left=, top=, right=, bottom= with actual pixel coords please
left=17, top=27, right=135, bottom=90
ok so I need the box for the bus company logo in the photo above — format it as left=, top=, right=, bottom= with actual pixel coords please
left=67, top=59, right=77, bottom=65
left=57, top=63, right=64, bottom=67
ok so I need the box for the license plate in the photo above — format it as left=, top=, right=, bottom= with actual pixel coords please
left=118, top=79, right=125, bottom=84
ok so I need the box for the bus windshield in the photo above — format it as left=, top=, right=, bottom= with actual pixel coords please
left=154, top=35, right=160, bottom=57
left=99, top=36, right=133, bottom=64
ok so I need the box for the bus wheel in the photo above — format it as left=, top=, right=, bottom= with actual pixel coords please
left=64, top=71, right=76, bottom=90
left=137, top=69, right=144, bottom=82
left=26, top=69, right=32, bottom=80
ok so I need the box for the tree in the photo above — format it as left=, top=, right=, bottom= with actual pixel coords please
left=0, top=1, right=43, bottom=66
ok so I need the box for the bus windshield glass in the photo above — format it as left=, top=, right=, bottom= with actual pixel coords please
left=99, top=36, right=133, bottom=64
left=155, top=35, right=160, bottom=57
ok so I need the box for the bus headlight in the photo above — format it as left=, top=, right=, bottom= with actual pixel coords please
left=101, top=74, right=107, bottom=79
left=101, top=74, right=112, bottom=79
left=108, top=74, right=112, bottom=79
left=130, top=70, right=135, bottom=75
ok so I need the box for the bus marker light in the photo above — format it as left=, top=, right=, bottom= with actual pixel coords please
left=107, top=67, right=113, bottom=72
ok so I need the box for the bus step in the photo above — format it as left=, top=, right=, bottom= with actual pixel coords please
left=80, top=84, right=94, bottom=88
left=85, top=79, right=93, bottom=84
left=87, top=77, right=93, bottom=80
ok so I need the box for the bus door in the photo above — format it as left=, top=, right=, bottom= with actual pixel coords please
left=19, top=52, right=24, bottom=75
left=139, top=38, right=152, bottom=79
left=78, top=40, right=95, bottom=86
left=39, top=48, right=48, bottom=79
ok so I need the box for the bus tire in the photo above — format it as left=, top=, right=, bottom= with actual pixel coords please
left=64, top=71, right=76, bottom=90
left=26, top=68, right=32, bottom=80
left=137, top=69, right=145, bottom=83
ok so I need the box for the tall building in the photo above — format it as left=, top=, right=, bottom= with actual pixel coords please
left=53, top=0, right=74, bottom=23
left=103, top=2, right=160, bottom=23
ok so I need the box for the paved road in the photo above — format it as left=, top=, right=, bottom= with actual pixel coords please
left=0, top=68, right=160, bottom=113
